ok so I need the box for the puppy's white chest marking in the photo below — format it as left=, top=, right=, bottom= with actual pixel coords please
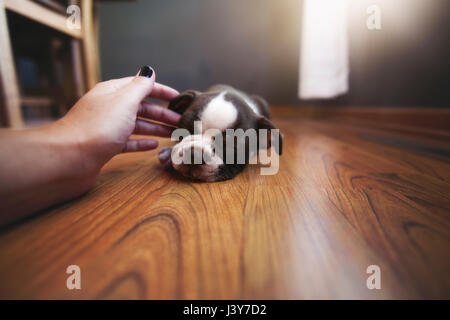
left=199, top=92, right=238, bottom=132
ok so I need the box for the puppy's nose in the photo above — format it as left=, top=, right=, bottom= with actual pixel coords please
left=189, top=146, right=206, bottom=165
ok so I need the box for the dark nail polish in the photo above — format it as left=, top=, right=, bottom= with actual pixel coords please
left=138, top=65, right=153, bottom=78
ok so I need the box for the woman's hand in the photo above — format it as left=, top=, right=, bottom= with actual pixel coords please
left=0, top=66, right=181, bottom=226
left=59, top=66, right=180, bottom=169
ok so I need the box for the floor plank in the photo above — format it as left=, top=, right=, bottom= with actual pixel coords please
left=0, top=109, right=449, bottom=299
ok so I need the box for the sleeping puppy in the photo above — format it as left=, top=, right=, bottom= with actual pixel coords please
left=158, top=85, right=282, bottom=182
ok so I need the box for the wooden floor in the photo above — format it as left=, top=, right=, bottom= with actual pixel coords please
left=0, top=108, right=449, bottom=299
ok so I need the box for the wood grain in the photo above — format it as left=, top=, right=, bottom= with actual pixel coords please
left=0, top=108, right=449, bottom=299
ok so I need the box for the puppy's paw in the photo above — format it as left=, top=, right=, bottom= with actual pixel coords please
left=158, top=147, right=173, bottom=170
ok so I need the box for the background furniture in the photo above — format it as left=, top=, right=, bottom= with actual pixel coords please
left=0, top=0, right=100, bottom=128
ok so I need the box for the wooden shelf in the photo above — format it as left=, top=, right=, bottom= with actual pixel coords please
left=21, top=95, right=55, bottom=107
left=35, top=0, right=67, bottom=14
left=4, top=0, right=82, bottom=39
left=0, top=0, right=100, bottom=128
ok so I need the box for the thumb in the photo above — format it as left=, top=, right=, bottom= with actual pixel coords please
left=120, top=66, right=155, bottom=104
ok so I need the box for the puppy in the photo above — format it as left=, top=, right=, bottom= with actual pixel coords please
left=159, top=85, right=282, bottom=182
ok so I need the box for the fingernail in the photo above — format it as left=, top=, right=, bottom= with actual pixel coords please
left=138, top=65, right=154, bottom=78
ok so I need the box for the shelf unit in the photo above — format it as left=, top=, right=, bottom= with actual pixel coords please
left=0, top=0, right=100, bottom=128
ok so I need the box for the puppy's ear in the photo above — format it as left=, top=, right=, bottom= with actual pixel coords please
left=251, top=95, right=271, bottom=119
left=257, top=116, right=283, bottom=155
left=168, top=90, right=199, bottom=115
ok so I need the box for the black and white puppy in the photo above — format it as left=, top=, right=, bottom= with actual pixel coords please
left=159, top=85, right=282, bottom=182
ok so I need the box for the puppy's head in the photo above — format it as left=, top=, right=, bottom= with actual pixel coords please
left=167, top=85, right=282, bottom=181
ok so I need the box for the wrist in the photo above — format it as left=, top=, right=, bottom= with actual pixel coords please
left=0, top=125, right=99, bottom=224
left=42, top=121, right=101, bottom=181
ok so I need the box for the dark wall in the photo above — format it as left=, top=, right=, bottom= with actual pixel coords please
left=99, top=0, right=450, bottom=107
left=99, top=0, right=301, bottom=104
left=346, top=0, right=450, bottom=107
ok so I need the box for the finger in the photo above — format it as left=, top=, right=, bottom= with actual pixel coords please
left=119, top=69, right=156, bottom=104
left=118, top=80, right=178, bottom=103
left=122, top=139, right=158, bottom=153
left=138, top=101, right=181, bottom=126
left=149, top=83, right=179, bottom=101
left=134, top=119, right=175, bottom=137
left=99, top=77, right=134, bottom=91
left=96, top=74, right=178, bottom=101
